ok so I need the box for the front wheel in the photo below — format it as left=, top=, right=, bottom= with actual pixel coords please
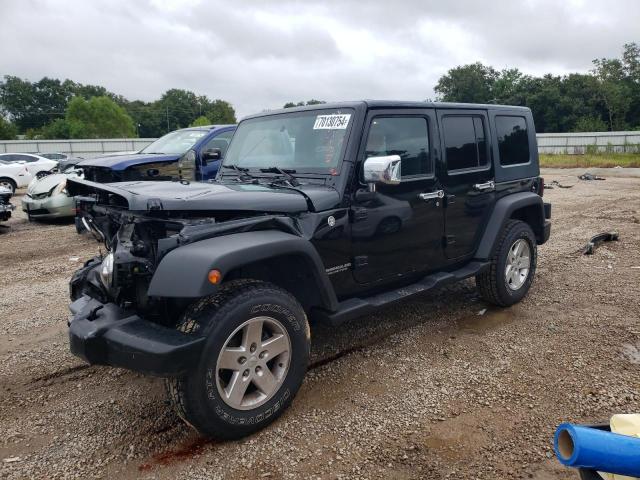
left=476, top=220, right=537, bottom=307
left=166, top=280, right=310, bottom=439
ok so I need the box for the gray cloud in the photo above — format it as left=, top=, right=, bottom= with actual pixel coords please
left=0, top=0, right=638, bottom=118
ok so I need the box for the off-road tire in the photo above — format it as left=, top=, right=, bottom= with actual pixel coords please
left=476, top=220, right=537, bottom=307
left=165, top=280, right=310, bottom=440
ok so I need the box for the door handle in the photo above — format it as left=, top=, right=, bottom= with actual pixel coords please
left=418, top=190, right=444, bottom=201
left=473, top=180, right=495, bottom=191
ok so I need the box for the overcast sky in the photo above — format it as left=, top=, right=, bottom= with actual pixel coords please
left=1, top=0, right=639, bottom=118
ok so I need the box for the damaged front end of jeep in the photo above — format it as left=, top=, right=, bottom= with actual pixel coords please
left=66, top=178, right=304, bottom=376
left=70, top=207, right=189, bottom=323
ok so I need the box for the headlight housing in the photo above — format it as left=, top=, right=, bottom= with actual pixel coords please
left=100, top=252, right=114, bottom=288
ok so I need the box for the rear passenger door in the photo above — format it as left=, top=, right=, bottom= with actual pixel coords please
left=437, top=109, right=495, bottom=260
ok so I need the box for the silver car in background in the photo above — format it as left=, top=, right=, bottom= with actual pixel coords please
left=22, top=166, right=81, bottom=219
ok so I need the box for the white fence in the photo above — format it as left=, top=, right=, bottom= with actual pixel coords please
left=536, top=131, right=640, bottom=154
left=0, top=138, right=155, bottom=158
left=1, top=131, right=640, bottom=158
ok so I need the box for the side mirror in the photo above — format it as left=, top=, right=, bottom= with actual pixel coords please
left=202, top=148, right=222, bottom=163
left=363, top=155, right=401, bottom=191
left=177, top=149, right=197, bottom=181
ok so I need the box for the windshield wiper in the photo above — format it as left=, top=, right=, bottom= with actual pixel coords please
left=221, top=164, right=257, bottom=182
left=260, top=167, right=300, bottom=187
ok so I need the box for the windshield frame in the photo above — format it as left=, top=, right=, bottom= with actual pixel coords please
left=220, top=107, right=356, bottom=178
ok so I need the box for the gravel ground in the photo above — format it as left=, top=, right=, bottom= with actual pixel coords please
left=1, top=172, right=639, bottom=480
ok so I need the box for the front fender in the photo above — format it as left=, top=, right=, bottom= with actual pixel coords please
left=147, top=230, right=338, bottom=310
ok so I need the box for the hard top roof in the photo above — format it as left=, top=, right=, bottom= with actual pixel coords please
left=243, top=100, right=530, bottom=120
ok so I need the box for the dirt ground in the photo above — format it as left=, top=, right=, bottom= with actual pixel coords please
left=1, top=171, right=639, bottom=480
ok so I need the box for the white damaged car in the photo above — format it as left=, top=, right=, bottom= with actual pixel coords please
left=0, top=153, right=57, bottom=179
left=0, top=160, right=33, bottom=193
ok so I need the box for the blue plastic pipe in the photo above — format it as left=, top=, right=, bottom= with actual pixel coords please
left=554, top=423, right=640, bottom=477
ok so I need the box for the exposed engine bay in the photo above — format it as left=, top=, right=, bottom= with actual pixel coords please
left=69, top=180, right=306, bottom=325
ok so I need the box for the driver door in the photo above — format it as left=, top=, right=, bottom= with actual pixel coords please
left=351, top=110, right=446, bottom=285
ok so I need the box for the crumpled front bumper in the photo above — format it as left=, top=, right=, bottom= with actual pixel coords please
left=22, top=193, right=75, bottom=218
left=68, top=295, right=205, bottom=377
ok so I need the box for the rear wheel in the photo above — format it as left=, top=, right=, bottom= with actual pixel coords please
left=476, top=220, right=537, bottom=307
left=165, top=280, right=310, bottom=439
left=0, top=178, right=16, bottom=194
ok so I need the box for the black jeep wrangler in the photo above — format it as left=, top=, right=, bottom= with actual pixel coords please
left=67, top=101, right=551, bottom=439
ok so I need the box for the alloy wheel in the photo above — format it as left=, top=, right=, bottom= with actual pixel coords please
left=215, top=316, right=291, bottom=410
left=0, top=180, right=14, bottom=193
left=505, top=238, right=531, bottom=291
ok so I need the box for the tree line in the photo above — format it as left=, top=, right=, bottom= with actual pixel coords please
left=434, top=43, right=640, bottom=133
left=0, top=77, right=237, bottom=140
left=0, top=42, right=638, bottom=139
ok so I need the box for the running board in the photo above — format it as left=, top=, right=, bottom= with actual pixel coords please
left=316, top=261, right=490, bottom=326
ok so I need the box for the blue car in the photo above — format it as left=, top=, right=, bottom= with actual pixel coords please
left=79, top=125, right=236, bottom=183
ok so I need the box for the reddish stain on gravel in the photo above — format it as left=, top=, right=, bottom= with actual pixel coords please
left=138, top=437, right=215, bottom=471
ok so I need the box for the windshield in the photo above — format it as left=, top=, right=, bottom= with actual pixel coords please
left=223, top=108, right=354, bottom=174
left=140, top=129, right=208, bottom=155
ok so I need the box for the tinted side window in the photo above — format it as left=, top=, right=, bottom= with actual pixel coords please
left=0, top=154, right=17, bottom=161
left=365, top=117, right=431, bottom=177
left=443, top=115, right=488, bottom=172
left=474, top=117, right=487, bottom=166
left=496, top=116, right=530, bottom=166
left=16, top=154, right=37, bottom=162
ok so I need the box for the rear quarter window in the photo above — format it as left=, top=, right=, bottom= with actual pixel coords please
left=496, top=116, right=530, bottom=166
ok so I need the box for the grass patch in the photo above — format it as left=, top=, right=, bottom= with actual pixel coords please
left=539, top=153, right=640, bottom=168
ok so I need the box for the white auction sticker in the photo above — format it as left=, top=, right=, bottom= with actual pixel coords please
left=313, top=114, right=351, bottom=130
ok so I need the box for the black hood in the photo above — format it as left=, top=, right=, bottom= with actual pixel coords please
left=67, top=178, right=340, bottom=214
